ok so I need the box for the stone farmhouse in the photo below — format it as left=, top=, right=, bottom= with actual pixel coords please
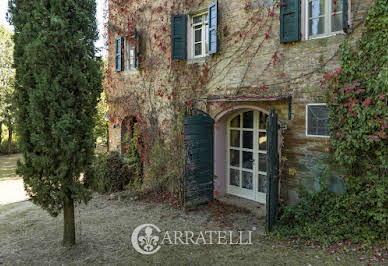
left=105, top=0, right=374, bottom=206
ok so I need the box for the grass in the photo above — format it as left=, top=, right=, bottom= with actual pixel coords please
left=1, top=194, right=386, bottom=265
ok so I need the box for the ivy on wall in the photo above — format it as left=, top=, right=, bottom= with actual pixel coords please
left=275, top=0, right=388, bottom=245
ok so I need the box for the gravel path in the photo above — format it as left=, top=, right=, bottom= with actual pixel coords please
left=0, top=179, right=28, bottom=205
left=0, top=154, right=29, bottom=205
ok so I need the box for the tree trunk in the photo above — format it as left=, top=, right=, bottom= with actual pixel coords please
left=0, top=122, right=2, bottom=146
left=7, top=126, right=12, bottom=155
left=63, top=192, right=76, bottom=247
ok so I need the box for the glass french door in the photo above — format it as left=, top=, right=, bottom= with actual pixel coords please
left=227, top=110, right=268, bottom=204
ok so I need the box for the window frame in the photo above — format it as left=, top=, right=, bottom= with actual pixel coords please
left=305, top=0, right=345, bottom=40
left=190, top=12, right=209, bottom=59
left=124, top=38, right=136, bottom=72
left=305, top=103, right=330, bottom=138
left=123, top=32, right=139, bottom=72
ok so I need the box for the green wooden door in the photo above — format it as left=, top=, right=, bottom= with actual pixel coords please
left=184, top=109, right=214, bottom=210
left=266, top=108, right=279, bottom=232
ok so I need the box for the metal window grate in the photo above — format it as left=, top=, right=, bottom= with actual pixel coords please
left=307, top=105, right=329, bottom=136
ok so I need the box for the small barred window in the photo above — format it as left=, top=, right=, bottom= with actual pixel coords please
left=306, top=104, right=329, bottom=137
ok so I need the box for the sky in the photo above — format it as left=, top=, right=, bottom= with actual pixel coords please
left=0, top=0, right=107, bottom=56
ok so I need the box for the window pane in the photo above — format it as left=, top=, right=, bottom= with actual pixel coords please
left=230, top=149, right=240, bottom=167
left=129, top=47, right=135, bottom=69
left=195, top=29, right=202, bottom=42
left=242, top=172, right=253, bottom=190
left=332, top=13, right=343, bottom=32
left=230, top=130, right=240, bottom=148
left=309, top=17, right=325, bottom=36
left=259, top=153, right=267, bottom=173
left=230, top=115, right=240, bottom=128
left=243, top=111, right=254, bottom=128
left=193, top=16, right=202, bottom=24
left=259, top=112, right=268, bottom=130
left=230, top=169, right=240, bottom=187
left=242, top=152, right=253, bottom=169
left=243, top=131, right=253, bottom=149
left=308, top=0, right=325, bottom=18
left=205, top=24, right=209, bottom=54
left=259, top=132, right=267, bottom=151
left=332, top=0, right=343, bottom=12
left=195, top=43, right=202, bottom=56
left=258, top=174, right=267, bottom=193
left=307, top=105, right=329, bottom=136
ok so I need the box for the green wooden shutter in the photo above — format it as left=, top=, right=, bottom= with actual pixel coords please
left=120, top=37, right=124, bottom=71
left=280, top=0, right=300, bottom=43
left=266, top=108, right=279, bottom=232
left=134, top=29, right=138, bottom=68
left=342, top=0, right=349, bottom=33
left=184, top=108, right=214, bottom=210
left=208, top=0, right=218, bottom=54
left=115, top=37, right=124, bottom=72
left=115, top=37, right=121, bottom=72
left=171, top=15, right=187, bottom=60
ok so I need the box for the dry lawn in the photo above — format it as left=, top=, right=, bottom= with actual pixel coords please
left=0, top=193, right=383, bottom=265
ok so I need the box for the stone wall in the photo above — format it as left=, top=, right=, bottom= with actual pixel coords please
left=106, top=0, right=373, bottom=203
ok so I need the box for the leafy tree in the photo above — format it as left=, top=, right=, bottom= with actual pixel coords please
left=0, top=25, right=15, bottom=154
left=8, top=0, right=103, bottom=246
left=94, top=91, right=108, bottom=148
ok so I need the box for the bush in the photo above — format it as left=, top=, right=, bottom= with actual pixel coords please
left=85, top=152, right=134, bottom=193
left=274, top=171, right=388, bottom=245
left=146, top=136, right=185, bottom=202
left=0, top=139, right=19, bottom=155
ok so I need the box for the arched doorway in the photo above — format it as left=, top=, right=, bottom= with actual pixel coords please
left=121, top=116, right=138, bottom=155
left=227, top=110, right=268, bottom=203
left=214, top=106, right=271, bottom=204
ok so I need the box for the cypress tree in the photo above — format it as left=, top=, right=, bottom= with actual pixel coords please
left=8, top=0, right=102, bottom=246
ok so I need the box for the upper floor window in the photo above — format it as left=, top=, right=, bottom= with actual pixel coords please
left=191, top=13, right=209, bottom=58
left=171, top=1, right=218, bottom=60
left=307, top=0, right=344, bottom=39
left=125, top=38, right=137, bottom=71
left=280, top=0, right=349, bottom=43
left=115, top=30, right=139, bottom=72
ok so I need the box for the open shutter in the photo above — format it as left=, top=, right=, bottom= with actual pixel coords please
left=208, top=0, right=218, bottom=54
left=115, top=37, right=124, bottom=72
left=342, top=0, right=349, bottom=33
left=120, top=37, right=124, bottom=71
left=266, top=108, right=279, bottom=232
left=115, top=37, right=121, bottom=72
left=280, top=0, right=300, bottom=43
left=184, top=108, right=214, bottom=210
left=171, top=15, right=187, bottom=60
left=134, top=29, right=139, bottom=68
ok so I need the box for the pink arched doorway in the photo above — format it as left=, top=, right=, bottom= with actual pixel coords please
left=214, top=105, right=275, bottom=204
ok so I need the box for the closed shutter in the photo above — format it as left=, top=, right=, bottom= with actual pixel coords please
left=171, top=15, right=187, bottom=60
left=280, top=0, right=300, bottom=43
left=115, top=37, right=124, bottom=72
left=342, top=0, right=349, bottom=33
left=208, top=0, right=218, bottom=54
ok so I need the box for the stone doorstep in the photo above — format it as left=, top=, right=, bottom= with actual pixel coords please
left=216, top=194, right=266, bottom=218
